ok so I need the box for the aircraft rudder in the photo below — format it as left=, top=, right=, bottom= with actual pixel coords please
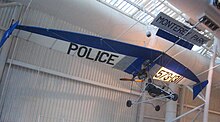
left=193, top=80, right=208, bottom=99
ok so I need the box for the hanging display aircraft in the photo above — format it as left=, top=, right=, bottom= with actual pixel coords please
left=0, top=13, right=209, bottom=111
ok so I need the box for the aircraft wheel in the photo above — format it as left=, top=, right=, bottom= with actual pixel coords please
left=155, top=105, right=160, bottom=111
left=126, top=100, right=132, bottom=107
left=172, top=93, right=178, bottom=101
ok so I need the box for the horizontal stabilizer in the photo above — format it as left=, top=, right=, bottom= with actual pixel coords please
left=193, top=80, right=208, bottom=99
left=156, top=29, right=194, bottom=50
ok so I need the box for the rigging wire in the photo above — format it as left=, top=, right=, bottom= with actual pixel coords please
left=0, top=0, right=33, bottom=118
left=151, top=21, right=202, bottom=65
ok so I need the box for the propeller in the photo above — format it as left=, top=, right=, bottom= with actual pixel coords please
left=119, top=78, right=144, bottom=82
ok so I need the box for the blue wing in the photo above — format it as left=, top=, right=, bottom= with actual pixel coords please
left=15, top=25, right=200, bottom=83
left=0, top=21, right=19, bottom=48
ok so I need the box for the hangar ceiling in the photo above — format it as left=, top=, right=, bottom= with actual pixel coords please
left=98, top=0, right=217, bottom=60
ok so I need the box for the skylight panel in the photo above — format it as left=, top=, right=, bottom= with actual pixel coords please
left=115, top=0, right=124, bottom=7
left=164, top=8, right=171, bottom=15
left=127, top=7, right=138, bottom=15
left=97, top=0, right=215, bottom=59
left=125, top=5, right=136, bottom=14
left=160, top=6, right=169, bottom=13
left=133, top=0, right=142, bottom=5
left=136, top=12, right=146, bottom=20
left=133, top=10, right=142, bottom=18
left=171, top=13, right=179, bottom=18
left=166, top=10, right=173, bottom=15
left=106, top=0, right=112, bottom=3
left=144, top=16, right=154, bottom=23
left=118, top=1, right=127, bottom=9
left=154, top=3, right=165, bottom=12
left=138, top=0, right=149, bottom=6
left=142, top=0, right=154, bottom=9
left=121, top=3, right=131, bottom=11
left=109, top=0, right=118, bottom=5
left=165, top=1, right=181, bottom=14
left=141, top=14, right=151, bottom=22
left=150, top=1, right=162, bottom=10
left=145, top=1, right=157, bottom=11
left=138, top=13, right=147, bottom=21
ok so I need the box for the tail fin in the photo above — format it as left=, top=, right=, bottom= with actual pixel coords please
left=0, top=21, right=19, bottom=48
left=193, top=80, right=208, bottom=99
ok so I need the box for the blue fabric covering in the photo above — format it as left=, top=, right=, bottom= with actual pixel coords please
left=156, top=29, right=194, bottom=50
left=0, top=21, right=19, bottom=48
left=16, top=25, right=201, bottom=83
left=16, top=25, right=161, bottom=59
left=193, top=80, right=208, bottom=99
left=125, top=58, right=145, bottom=75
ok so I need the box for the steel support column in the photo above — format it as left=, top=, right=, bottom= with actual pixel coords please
left=178, top=86, right=185, bottom=122
left=165, top=83, right=178, bottom=122
left=137, top=82, right=146, bottom=122
left=203, top=38, right=218, bottom=122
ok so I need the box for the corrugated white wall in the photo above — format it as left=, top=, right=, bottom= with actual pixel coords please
left=1, top=31, right=139, bottom=122
left=0, top=5, right=140, bottom=122
left=178, top=87, right=220, bottom=122
left=1, top=64, right=137, bottom=122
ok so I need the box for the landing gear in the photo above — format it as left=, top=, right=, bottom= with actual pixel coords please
left=125, top=76, right=179, bottom=111
left=145, top=81, right=179, bottom=101
left=126, top=100, right=160, bottom=112
left=155, top=105, right=160, bottom=111
left=126, top=100, right=132, bottom=107
left=171, top=93, right=178, bottom=101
